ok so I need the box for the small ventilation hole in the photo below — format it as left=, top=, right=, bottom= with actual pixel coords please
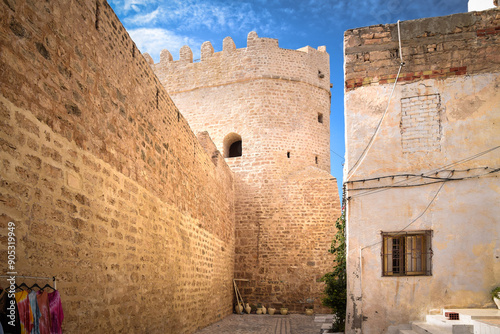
left=287, top=152, right=290, bottom=158
left=318, top=113, right=323, bottom=123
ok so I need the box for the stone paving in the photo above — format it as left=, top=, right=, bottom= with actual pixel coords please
left=194, top=314, right=333, bottom=334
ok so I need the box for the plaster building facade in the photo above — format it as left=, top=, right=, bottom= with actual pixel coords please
left=149, top=32, right=340, bottom=312
left=0, top=0, right=339, bottom=332
left=344, top=6, right=500, bottom=334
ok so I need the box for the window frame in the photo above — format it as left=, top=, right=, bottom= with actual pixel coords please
left=381, top=230, right=433, bottom=277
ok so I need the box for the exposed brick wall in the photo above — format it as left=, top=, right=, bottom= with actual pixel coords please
left=344, top=9, right=500, bottom=90
left=400, top=94, right=441, bottom=153
left=152, top=32, right=340, bottom=312
left=0, top=0, right=234, bottom=332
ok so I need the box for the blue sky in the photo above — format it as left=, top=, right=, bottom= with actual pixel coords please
left=108, top=0, right=469, bottom=196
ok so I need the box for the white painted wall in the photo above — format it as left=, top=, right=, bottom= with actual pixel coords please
left=344, top=73, right=500, bottom=334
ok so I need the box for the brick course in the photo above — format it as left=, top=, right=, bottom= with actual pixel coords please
left=152, top=32, right=340, bottom=313
left=400, top=94, right=441, bottom=153
left=344, top=10, right=500, bottom=90
left=0, top=0, right=235, bottom=332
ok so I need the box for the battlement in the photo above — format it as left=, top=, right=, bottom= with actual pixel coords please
left=149, top=31, right=337, bottom=314
left=150, top=31, right=331, bottom=94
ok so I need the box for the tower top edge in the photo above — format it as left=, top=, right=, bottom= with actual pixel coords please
left=155, top=31, right=328, bottom=65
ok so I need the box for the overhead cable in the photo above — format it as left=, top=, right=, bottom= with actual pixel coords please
left=346, top=20, right=405, bottom=182
left=349, top=145, right=500, bottom=199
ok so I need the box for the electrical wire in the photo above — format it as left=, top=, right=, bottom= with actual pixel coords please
left=347, top=167, right=493, bottom=184
left=348, top=145, right=500, bottom=199
left=397, top=20, right=404, bottom=63
left=330, top=149, right=345, bottom=161
left=346, top=20, right=405, bottom=182
left=349, top=169, right=499, bottom=191
left=361, top=171, right=451, bottom=250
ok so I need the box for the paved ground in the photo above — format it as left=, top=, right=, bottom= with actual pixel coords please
left=194, top=314, right=332, bottom=334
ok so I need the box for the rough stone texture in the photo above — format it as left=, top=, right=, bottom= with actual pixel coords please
left=0, top=0, right=235, bottom=333
left=152, top=32, right=341, bottom=312
left=344, top=10, right=500, bottom=89
left=344, top=8, right=500, bottom=334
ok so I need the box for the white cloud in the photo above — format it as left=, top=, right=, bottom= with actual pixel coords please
left=122, top=0, right=155, bottom=12
left=125, top=7, right=162, bottom=25
left=127, top=28, right=202, bottom=62
left=119, top=0, right=277, bottom=34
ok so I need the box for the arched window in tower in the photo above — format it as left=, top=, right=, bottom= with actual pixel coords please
left=223, top=133, right=242, bottom=158
left=229, top=141, right=242, bottom=157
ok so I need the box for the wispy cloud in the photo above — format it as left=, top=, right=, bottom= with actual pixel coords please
left=114, top=0, right=287, bottom=57
left=110, top=0, right=158, bottom=13
left=168, top=1, right=274, bottom=32
left=115, top=0, right=280, bottom=35
left=114, top=0, right=467, bottom=61
left=128, top=28, right=202, bottom=62
left=124, top=7, right=162, bottom=26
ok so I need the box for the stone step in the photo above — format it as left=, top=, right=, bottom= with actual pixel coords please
left=412, top=321, right=452, bottom=334
left=442, top=309, right=500, bottom=321
left=321, top=323, right=333, bottom=329
left=314, top=314, right=335, bottom=322
left=441, top=309, right=500, bottom=334
left=426, top=314, right=474, bottom=331
left=471, top=319, right=500, bottom=334
left=399, top=309, right=500, bottom=334
left=426, top=315, right=457, bottom=327
left=399, top=329, right=420, bottom=334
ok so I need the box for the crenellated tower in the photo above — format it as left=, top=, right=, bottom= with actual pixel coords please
left=149, top=32, right=341, bottom=312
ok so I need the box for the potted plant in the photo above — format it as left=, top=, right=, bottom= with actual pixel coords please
left=268, top=306, right=276, bottom=315
left=305, top=306, right=314, bottom=316
left=256, top=303, right=263, bottom=314
left=280, top=307, right=288, bottom=315
left=491, top=286, right=500, bottom=309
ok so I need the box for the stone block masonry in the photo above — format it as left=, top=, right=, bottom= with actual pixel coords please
left=0, top=0, right=235, bottom=333
left=151, top=32, right=341, bottom=312
left=344, top=9, right=500, bottom=90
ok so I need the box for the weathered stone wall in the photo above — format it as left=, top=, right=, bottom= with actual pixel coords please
left=0, top=0, right=235, bottom=332
left=152, top=32, right=340, bottom=312
left=345, top=10, right=500, bottom=90
left=344, top=8, right=500, bottom=334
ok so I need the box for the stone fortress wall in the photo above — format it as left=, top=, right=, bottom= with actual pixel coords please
left=150, top=32, right=341, bottom=312
left=0, top=0, right=236, bottom=332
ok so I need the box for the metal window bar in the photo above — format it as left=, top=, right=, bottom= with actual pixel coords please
left=382, top=231, right=432, bottom=276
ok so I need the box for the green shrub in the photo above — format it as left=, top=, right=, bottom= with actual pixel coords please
left=321, top=212, right=346, bottom=332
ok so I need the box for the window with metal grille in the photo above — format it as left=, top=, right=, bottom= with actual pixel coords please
left=382, top=230, right=432, bottom=276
